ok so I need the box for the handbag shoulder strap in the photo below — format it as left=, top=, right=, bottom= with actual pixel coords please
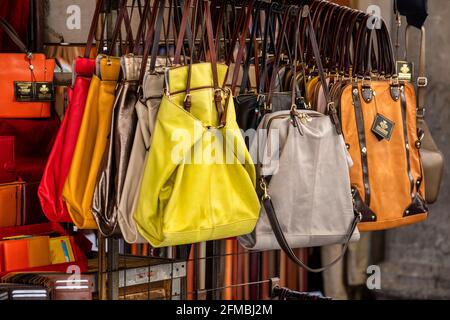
left=0, top=17, right=29, bottom=54
left=406, top=25, right=427, bottom=118
left=261, top=181, right=361, bottom=273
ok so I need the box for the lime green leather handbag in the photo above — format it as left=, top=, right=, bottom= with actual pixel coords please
left=133, top=2, right=260, bottom=247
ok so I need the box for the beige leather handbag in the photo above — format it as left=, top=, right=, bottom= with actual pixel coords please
left=117, top=69, right=164, bottom=244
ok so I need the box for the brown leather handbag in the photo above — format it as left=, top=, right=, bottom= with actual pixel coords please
left=338, top=20, right=428, bottom=232
left=0, top=17, right=55, bottom=118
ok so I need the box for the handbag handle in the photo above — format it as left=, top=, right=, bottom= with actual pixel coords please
left=305, top=6, right=342, bottom=134
left=229, top=1, right=256, bottom=94
left=182, top=0, right=225, bottom=126
left=108, top=0, right=135, bottom=56
left=173, top=0, right=194, bottom=65
left=0, top=17, right=29, bottom=54
left=137, top=0, right=164, bottom=85
left=132, top=0, right=152, bottom=55
left=85, top=0, right=105, bottom=59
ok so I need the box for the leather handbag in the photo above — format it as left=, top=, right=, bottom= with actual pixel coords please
left=239, top=7, right=359, bottom=273
left=337, top=19, right=428, bottom=231
left=0, top=181, right=25, bottom=228
left=117, top=1, right=168, bottom=244
left=133, top=1, right=260, bottom=248
left=406, top=25, right=444, bottom=204
left=0, top=136, right=16, bottom=183
left=0, top=17, right=55, bottom=118
left=62, top=53, right=121, bottom=229
left=92, top=0, right=161, bottom=237
left=38, top=0, right=103, bottom=223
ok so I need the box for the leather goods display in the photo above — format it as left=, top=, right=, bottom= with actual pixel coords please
left=0, top=17, right=55, bottom=118
left=405, top=25, right=443, bottom=204
left=337, top=19, right=428, bottom=231
left=1, top=273, right=94, bottom=300
left=92, top=0, right=162, bottom=237
left=0, top=222, right=89, bottom=275
left=117, top=0, right=177, bottom=244
left=134, top=1, right=260, bottom=248
left=38, top=0, right=104, bottom=223
left=62, top=54, right=121, bottom=229
left=0, top=181, right=25, bottom=228
left=38, top=58, right=97, bottom=223
left=0, top=136, right=16, bottom=183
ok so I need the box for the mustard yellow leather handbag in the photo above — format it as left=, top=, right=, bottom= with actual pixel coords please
left=62, top=55, right=121, bottom=229
left=133, top=2, right=260, bottom=247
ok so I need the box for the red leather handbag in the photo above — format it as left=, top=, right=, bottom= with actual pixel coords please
left=0, top=136, right=16, bottom=183
left=38, top=1, right=102, bottom=223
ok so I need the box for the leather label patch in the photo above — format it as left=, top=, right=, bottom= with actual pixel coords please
left=14, top=82, right=34, bottom=101
left=371, top=113, right=395, bottom=141
left=396, top=61, right=414, bottom=82
left=14, top=81, right=54, bottom=102
left=35, top=82, right=54, bottom=101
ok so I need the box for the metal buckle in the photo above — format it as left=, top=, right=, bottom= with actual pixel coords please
left=417, top=77, right=428, bottom=87
left=416, top=107, right=426, bottom=118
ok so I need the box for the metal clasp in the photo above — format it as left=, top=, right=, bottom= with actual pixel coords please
left=260, top=178, right=270, bottom=200
left=417, top=77, right=428, bottom=87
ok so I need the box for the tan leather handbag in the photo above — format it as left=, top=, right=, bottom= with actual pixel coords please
left=338, top=21, right=428, bottom=232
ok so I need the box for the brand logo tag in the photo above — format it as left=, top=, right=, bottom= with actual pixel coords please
left=396, top=61, right=414, bottom=82
left=14, top=82, right=54, bottom=102
left=371, top=113, right=395, bottom=141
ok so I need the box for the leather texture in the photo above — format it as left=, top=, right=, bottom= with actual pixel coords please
left=117, top=63, right=164, bottom=244
left=91, top=54, right=140, bottom=236
left=39, top=57, right=96, bottom=223
left=0, top=136, right=16, bottom=183
left=0, top=181, right=25, bottom=228
left=239, top=110, right=359, bottom=250
left=62, top=55, right=120, bottom=229
left=134, top=63, right=260, bottom=247
left=339, top=81, right=428, bottom=231
left=417, top=118, right=444, bottom=204
left=0, top=52, right=55, bottom=118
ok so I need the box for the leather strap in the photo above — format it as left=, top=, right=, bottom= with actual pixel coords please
left=174, top=0, right=193, bottom=65
left=230, top=1, right=255, bottom=93
left=85, top=0, right=105, bottom=58
left=400, top=83, right=416, bottom=199
left=138, top=0, right=161, bottom=84
left=108, top=0, right=134, bottom=56
left=306, top=8, right=342, bottom=134
left=351, top=82, right=371, bottom=206
left=204, top=0, right=224, bottom=125
left=261, top=180, right=361, bottom=273
left=406, top=25, right=427, bottom=118
left=133, top=0, right=152, bottom=54
left=0, top=17, right=29, bottom=54
left=149, top=0, right=166, bottom=72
